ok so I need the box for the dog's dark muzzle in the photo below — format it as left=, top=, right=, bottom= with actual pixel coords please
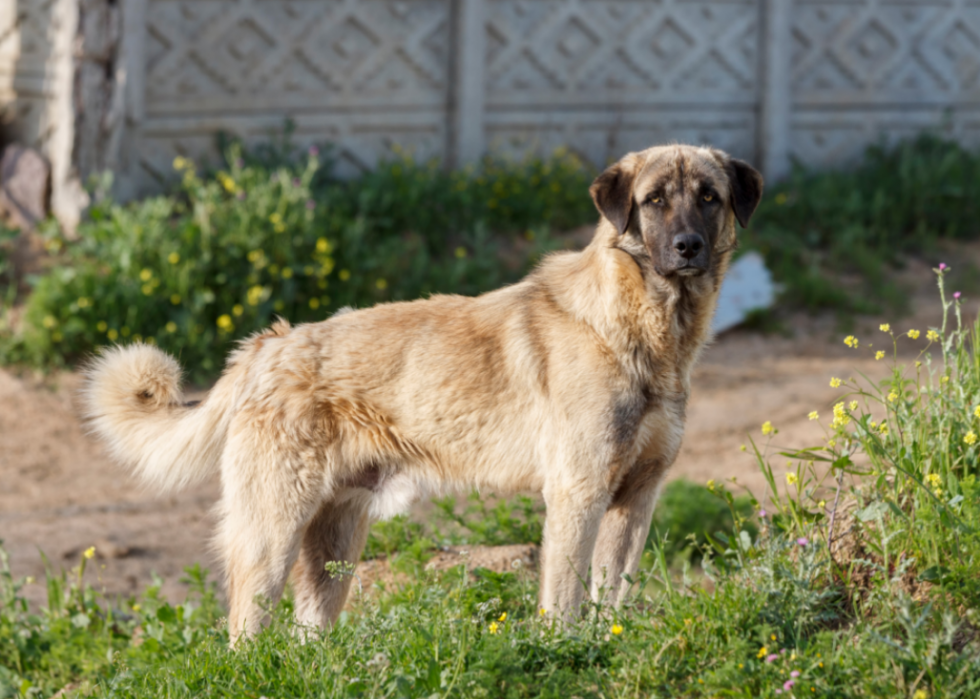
left=662, top=232, right=709, bottom=275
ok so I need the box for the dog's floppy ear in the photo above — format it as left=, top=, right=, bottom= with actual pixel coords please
left=725, top=158, right=764, bottom=228
left=590, top=158, right=638, bottom=235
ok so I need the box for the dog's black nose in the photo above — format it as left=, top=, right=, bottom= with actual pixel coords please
left=673, top=233, right=704, bottom=260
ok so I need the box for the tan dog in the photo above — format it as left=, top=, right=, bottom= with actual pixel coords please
left=83, top=144, right=762, bottom=643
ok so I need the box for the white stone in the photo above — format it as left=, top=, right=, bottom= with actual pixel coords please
left=712, top=251, right=775, bottom=334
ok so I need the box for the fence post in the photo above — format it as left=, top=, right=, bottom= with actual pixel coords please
left=759, top=0, right=792, bottom=181
left=451, top=0, right=486, bottom=167
left=114, top=0, right=147, bottom=201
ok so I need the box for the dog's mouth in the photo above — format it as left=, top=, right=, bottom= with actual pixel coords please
left=673, top=265, right=707, bottom=277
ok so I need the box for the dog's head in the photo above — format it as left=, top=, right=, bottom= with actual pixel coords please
left=590, top=145, right=763, bottom=280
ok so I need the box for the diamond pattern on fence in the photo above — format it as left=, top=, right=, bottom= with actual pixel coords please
left=144, top=0, right=451, bottom=111
left=790, top=0, right=980, bottom=169
left=485, top=0, right=759, bottom=106
left=483, top=0, right=759, bottom=168
left=130, top=0, right=453, bottom=195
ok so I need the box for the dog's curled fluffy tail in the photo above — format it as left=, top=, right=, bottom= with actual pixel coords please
left=82, top=343, right=236, bottom=492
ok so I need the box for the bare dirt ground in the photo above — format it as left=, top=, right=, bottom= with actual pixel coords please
left=1, top=255, right=972, bottom=609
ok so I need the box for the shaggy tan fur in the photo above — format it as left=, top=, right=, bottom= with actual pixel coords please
left=82, top=144, right=763, bottom=643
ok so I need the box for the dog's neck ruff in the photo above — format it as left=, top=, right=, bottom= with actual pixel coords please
left=546, top=220, right=732, bottom=397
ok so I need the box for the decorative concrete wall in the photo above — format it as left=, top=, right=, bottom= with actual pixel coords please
left=3, top=0, right=980, bottom=206
left=1, top=0, right=82, bottom=230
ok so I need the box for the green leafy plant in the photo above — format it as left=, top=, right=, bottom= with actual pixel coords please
left=746, top=135, right=980, bottom=315
left=645, top=478, right=756, bottom=565
left=434, top=492, right=544, bottom=547
left=0, top=145, right=592, bottom=381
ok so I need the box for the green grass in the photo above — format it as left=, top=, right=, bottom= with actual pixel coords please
left=3, top=273, right=980, bottom=698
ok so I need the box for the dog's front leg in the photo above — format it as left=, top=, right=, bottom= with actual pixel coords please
left=539, top=485, right=610, bottom=620
left=589, top=482, right=662, bottom=607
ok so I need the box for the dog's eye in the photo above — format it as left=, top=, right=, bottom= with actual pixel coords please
left=702, top=193, right=714, bottom=202
left=648, top=195, right=663, bottom=205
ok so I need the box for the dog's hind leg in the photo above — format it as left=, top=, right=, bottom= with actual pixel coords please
left=291, top=492, right=372, bottom=631
left=217, top=435, right=325, bottom=646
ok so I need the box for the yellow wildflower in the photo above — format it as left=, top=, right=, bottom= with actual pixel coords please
left=455, top=246, right=467, bottom=259
left=498, top=612, right=507, bottom=622
left=965, top=431, right=977, bottom=446
left=247, top=285, right=265, bottom=306
left=316, top=238, right=332, bottom=254
left=876, top=351, right=885, bottom=360
left=818, top=500, right=826, bottom=508
left=107, top=329, right=118, bottom=341
left=217, top=172, right=237, bottom=194
left=339, top=269, right=351, bottom=281
left=913, top=689, right=928, bottom=699
left=168, top=252, right=180, bottom=265
left=97, top=321, right=108, bottom=332
left=844, top=335, right=858, bottom=348
left=83, top=546, right=96, bottom=560
left=172, top=156, right=188, bottom=170
left=539, top=607, right=546, bottom=617
left=77, top=297, right=90, bottom=308
left=611, top=624, right=623, bottom=636
left=761, top=421, right=775, bottom=435
left=926, top=473, right=941, bottom=487
left=927, top=330, right=940, bottom=342
left=830, top=377, right=842, bottom=388
left=269, top=212, right=282, bottom=224
left=879, top=323, right=891, bottom=332
left=828, top=439, right=836, bottom=447
left=908, top=329, right=920, bottom=339
left=232, top=304, right=244, bottom=317
left=849, top=400, right=858, bottom=411
left=832, top=402, right=850, bottom=428
left=739, top=444, right=747, bottom=452
left=376, top=278, right=388, bottom=290
left=974, top=406, right=980, bottom=419
left=488, top=621, right=499, bottom=635
left=879, top=423, right=888, bottom=435
left=142, top=284, right=154, bottom=296
left=217, top=314, right=233, bottom=331
left=757, top=646, right=768, bottom=659
left=888, top=391, right=899, bottom=403
left=165, top=322, right=177, bottom=333
left=309, top=298, right=320, bottom=310
left=808, top=411, right=819, bottom=421
left=786, top=472, right=798, bottom=486
left=282, top=267, right=293, bottom=279
left=706, top=479, right=716, bottom=491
